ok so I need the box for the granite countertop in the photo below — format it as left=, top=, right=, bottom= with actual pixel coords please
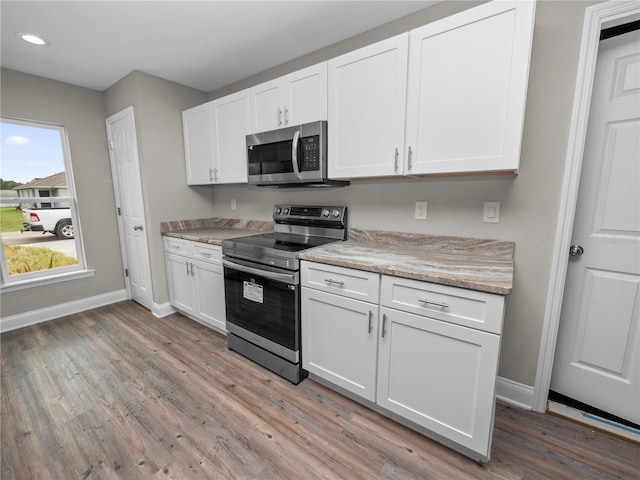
left=299, top=229, right=515, bottom=295
left=160, top=218, right=273, bottom=246
left=160, top=219, right=514, bottom=295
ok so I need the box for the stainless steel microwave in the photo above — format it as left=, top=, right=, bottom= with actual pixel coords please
left=246, top=121, right=348, bottom=188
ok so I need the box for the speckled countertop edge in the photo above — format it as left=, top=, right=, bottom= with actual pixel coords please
left=299, top=229, right=514, bottom=295
left=160, top=218, right=273, bottom=246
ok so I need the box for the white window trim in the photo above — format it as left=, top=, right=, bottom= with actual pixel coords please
left=1, top=117, right=90, bottom=289
left=0, top=268, right=95, bottom=293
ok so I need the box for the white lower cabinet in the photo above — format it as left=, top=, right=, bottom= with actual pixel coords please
left=164, top=237, right=226, bottom=333
left=377, top=306, right=501, bottom=458
left=301, top=260, right=505, bottom=461
left=301, top=288, right=379, bottom=402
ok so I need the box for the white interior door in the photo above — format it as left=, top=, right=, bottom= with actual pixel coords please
left=551, top=29, right=640, bottom=424
left=105, top=107, right=154, bottom=310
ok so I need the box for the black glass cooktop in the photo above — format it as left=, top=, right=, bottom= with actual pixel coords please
left=227, top=232, right=339, bottom=253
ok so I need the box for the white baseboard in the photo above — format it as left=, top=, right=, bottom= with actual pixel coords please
left=152, top=302, right=175, bottom=318
left=0, top=289, right=128, bottom=333
left=496, top=376, right=534, bottom=410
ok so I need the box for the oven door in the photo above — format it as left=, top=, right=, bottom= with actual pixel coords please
left=222, top=257, right=300, bottom=362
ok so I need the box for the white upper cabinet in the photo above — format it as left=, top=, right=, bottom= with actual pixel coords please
left=249, top=62, right=328, bottom=133
left=327, top=0, right=535, bottom=180
left=182, top=89, right=250, bottom=185
left=211, top=89, right=250, bottom=183
left=328, top=34, right=409, bottom=179
left=183, top=102, right=215, bottom=185
left=405, top=0, right=535, bottom=175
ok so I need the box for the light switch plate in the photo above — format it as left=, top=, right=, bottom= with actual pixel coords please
left=415, top=201, right=428, bottom=220
left=483, top=202, right=500, bottom=223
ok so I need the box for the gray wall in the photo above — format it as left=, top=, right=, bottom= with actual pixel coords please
left=104, top=71, right=212, bottom=303
left=203, top=0, right=599, bottom=387
left=0, top=68, right=125, bottom=317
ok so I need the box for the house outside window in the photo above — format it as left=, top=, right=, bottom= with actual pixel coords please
left=0, top=117, right=91, bottom=290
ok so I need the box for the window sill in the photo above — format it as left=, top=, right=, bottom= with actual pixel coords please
left=1, top=268, right=96, bottom=293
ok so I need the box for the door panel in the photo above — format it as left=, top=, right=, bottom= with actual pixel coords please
left=106, top=108, right=154, bottom=310
left=552, top=29, right=640, bottom=424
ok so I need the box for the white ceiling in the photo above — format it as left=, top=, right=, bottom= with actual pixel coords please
left=1, top=0, right=439, bottom=93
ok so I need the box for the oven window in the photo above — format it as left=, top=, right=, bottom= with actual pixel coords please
left=224, top=267, right=298, bottom=351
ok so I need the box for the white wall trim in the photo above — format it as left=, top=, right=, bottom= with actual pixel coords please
left=496, top=376, right=534, bottom=410
left=533, top=1, right=640, bottom=413
left=0, top=289, right=128, bottom=333
left=152, top=302, right=175, bottom=318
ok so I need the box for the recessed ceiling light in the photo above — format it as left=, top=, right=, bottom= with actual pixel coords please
left=16, top=32, right=50, bottom=46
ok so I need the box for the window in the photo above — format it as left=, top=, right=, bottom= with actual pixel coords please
left=1, top=117, right=91, bottom=290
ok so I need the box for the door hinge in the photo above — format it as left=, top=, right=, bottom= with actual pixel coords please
left=125, top=268, right=129, bottom=277
left=117, top=207, right=121, bottom=216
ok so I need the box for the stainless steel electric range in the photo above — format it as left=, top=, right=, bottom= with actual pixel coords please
left=221, top=204, right=347, bottom=383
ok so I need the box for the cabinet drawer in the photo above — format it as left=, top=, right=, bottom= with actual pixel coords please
left=193, top=243, right=222, bottom=264
left=301, top=261, right=380, bottom=303
left=380, top=276, right=504, bottom=334
left=164, top=236, right=191, bottom=256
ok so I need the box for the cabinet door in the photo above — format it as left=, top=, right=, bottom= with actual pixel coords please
left=212, top=89, right=250, bottom=184
left=405, top=1, right=535, bottom=175
left=183, top=102, right=215, bottom=184
left=377, top=307, right=500, bottom=459
left=283, top=63, right=327, bottom=127
left=165, top=252, right=196, bottom=314
left=302, top=288, right=379, bottom=401
left=328, top=33, right=409, bottom=179
left=193, top=259, right=226, bottom=332
left=249, top=79, right=282, bottom=133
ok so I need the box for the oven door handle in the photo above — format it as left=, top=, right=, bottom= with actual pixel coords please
left=222, top=258, right=297, bottom=284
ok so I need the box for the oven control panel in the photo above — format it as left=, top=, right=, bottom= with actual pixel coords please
left=274, top=204, right=346, bottom=224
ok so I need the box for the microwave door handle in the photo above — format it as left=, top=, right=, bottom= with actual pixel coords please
left=291, top=129, right=302, bottom=180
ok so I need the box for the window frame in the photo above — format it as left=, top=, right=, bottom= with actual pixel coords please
left=1, top=117, right=93, bottom=291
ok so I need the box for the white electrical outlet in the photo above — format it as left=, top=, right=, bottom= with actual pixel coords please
left=415, top=201, right=428, bottom=220
left=231, top=199, right=237, bottom=211
left=483, top=202, right=500, bottom=223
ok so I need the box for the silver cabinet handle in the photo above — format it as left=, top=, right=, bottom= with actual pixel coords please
left=381, top=313, right=388, bottom=338
left=324, top=278, right=345, bottom=287
left=284, top=106, right=289, bottom=125
left=394, top=148, right=399, bottom=171
left=407, top=146, right=413, bottom=170
left=368, top=311, right=373, bottom=334
left=185, top=261, right=190, bottom=275
left=418, top=298, right=449, bottom=309
left=190, top=262, right=196, bottom=276
left=278, top=108, right=283, bottom=126
left=213, top=168, right=219, bottom=181
left=209, top=167, right=214, bottom=182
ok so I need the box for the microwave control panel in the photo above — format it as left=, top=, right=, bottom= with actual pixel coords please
left=301, top=136, right=320, bottom=171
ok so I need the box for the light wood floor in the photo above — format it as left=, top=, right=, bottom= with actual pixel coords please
left=2, top=301, right=638, bottom=479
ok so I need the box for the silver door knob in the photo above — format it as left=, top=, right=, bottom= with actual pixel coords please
left=569, top=245, right=584, bottom=256
left=133, top=225, right=144, bottom=231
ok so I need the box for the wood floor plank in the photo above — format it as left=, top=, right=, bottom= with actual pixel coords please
left=2, top=301, right=639, bottom=480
